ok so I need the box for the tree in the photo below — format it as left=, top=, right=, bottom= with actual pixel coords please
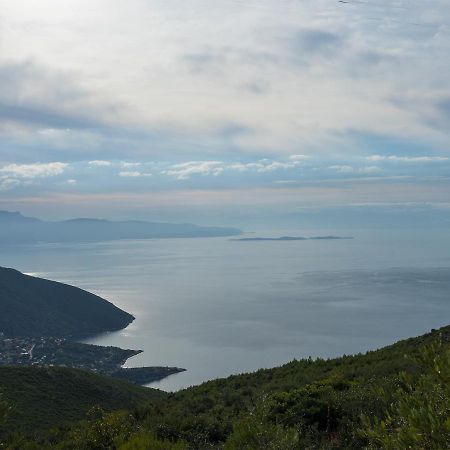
left=0, top=392, right=10, bottom=448
left=361, top=341, right=450, bottom=449
left=0, top=392, right=9, bottom=425
left=224, top=396, right=299, bottom=450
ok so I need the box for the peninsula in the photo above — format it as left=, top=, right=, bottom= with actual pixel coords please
left=0, top=266, right=184, bottom=384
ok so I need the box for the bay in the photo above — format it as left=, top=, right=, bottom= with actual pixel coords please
left=1, top=228, right=450, bottom=391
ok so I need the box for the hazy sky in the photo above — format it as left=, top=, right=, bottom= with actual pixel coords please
left=0, top=0, right=449, bottom=226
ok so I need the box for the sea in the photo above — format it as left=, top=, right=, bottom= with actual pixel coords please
left=1, top=228, right=450, bottom=391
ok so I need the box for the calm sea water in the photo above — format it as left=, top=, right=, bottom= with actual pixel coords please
left=1, top=228, right=450, bottom=391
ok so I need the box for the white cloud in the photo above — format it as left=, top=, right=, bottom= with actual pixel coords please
left=329, top=165, right=381, bottom=174
left=0, top=178, right=21, bottom=191
left=0, top=162, right=68, bottom=178
left=329, top=165, right=354, bottom=173
left=66, top=179, right=77, bottom=185
left=230, top=159, right=303, bottom=174
left=163, top=158, right=304, bottom=179
left=120, top=162, right=142, bottom=168
left=0, top=161, right=68, bottom=191
left=256, top=161, right=297, bottom=172
left=226, top=163, right=250, bottom=172
left=367, top=155, right=449, bottom=162
left=119, top=171, right=152, bottom=177
left=359, top=166, right=381, bottom=174
left=88, top=160, right=112, bottom=166
left=164, top=161, right=224, bottom=180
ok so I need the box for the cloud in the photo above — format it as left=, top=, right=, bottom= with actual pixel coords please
left=292, top=29, right=342, bottom=57
left=0, top=61, right=118, bottom=133
left=164, top=161, right=224, bottom=180
left=329, top=165, right=381, bottom=174
left=0, top=101, right=96, bottom=130
left=0, top=161, right=68, bottom=191
left=329, top=165, right=354, bottom=174
left=0, top=162, right=68, bottom=178
left=163, top=158, right=306, bottom=179
left=121, top=162, right=142, bottom=168
left=1, top=1, right=450, bottom=217
left=368, top=155, right=449, bottom=162
left=88, top=160, right=113, bottom=166
left=255, top=161, right=297, bottom=172
left=0, top=178, right=21, bottom=191
left=119, top=171, right=152, bottom=178
left=1, top=1, right=449, bottom=165
left=436, top=98, right=450, bottom=120
left=360, top=166, right=382, bottom=174
left=231, top=158, right=305, bottom=174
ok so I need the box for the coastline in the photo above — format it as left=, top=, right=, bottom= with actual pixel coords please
left=0, top=336, right=185, bottom=385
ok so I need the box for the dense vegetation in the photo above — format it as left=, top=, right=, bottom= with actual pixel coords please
left=0, top=366, right=162, bottom=433
left=0, top=267, right=134, bottom=337
left=1, top=325, right=450, bottom=448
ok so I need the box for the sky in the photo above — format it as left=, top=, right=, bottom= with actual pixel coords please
left=0, top=0, right=449, bottom=227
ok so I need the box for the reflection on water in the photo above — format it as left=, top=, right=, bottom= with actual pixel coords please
left=1, top=228, right=450, bottom=391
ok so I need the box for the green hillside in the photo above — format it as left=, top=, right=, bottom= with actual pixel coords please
left=141, top=324, right=449, bottom=447
left=2, top=325, right=450, bottom=449
left=0, top=366, right=163, bottom=433
left=0, top=267, right=134, bottom=338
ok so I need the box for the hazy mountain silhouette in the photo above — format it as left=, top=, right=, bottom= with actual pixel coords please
left=0, top=211, right=242, bottom=244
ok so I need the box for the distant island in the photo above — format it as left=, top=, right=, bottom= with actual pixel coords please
left=232, top=235, right=353, bottom=241
left=0, top=267, right=184, bottom=384
left=0, top=210, right=242, bottom=244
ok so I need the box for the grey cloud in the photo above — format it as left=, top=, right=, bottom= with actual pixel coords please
left=436, top=98, right=450, bottom=120
left=0, top=61, right=119, bottom=131
left=421, top=97, right=450, bottom=130
left=183, top=51, right=221, bottom=73
left=0, top=101, right=100, bottom=130
left=347, top=50, right=401, bottom=77
left=296, top=29, right=342, bottom=52
left=183, top=46, right=278, bottom=74
left=290, top=29, right=343, bottom=61
left=240, top=82, right=267, bottom=95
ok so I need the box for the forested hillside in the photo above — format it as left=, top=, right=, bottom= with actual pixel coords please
left=0, top=267, right=134, bottom=338
left=1, top=325, right=449, bottom=449
left=0, top=366, right=162, bottom=433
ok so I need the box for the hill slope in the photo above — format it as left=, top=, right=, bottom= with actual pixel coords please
left=0, top=366, right=163, bottom=432
left=2, top=325, right=449, bottom=449
left=0, top=267, right=134, bottom=337
left=141, top=324, right=450, bottom=445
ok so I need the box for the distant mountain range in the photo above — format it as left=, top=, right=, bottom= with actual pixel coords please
left=0, top=211, right=242, bottom=244
left=0, top=266, right=134, bottom=338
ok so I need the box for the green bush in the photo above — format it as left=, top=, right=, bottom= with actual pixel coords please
left=224, top=396, right=299, bottom=450
left=118, top=431, right=187, bottom=450
left=361, top=341, right=450, bottom=449
left=0, top=393, right=8, bottom=424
